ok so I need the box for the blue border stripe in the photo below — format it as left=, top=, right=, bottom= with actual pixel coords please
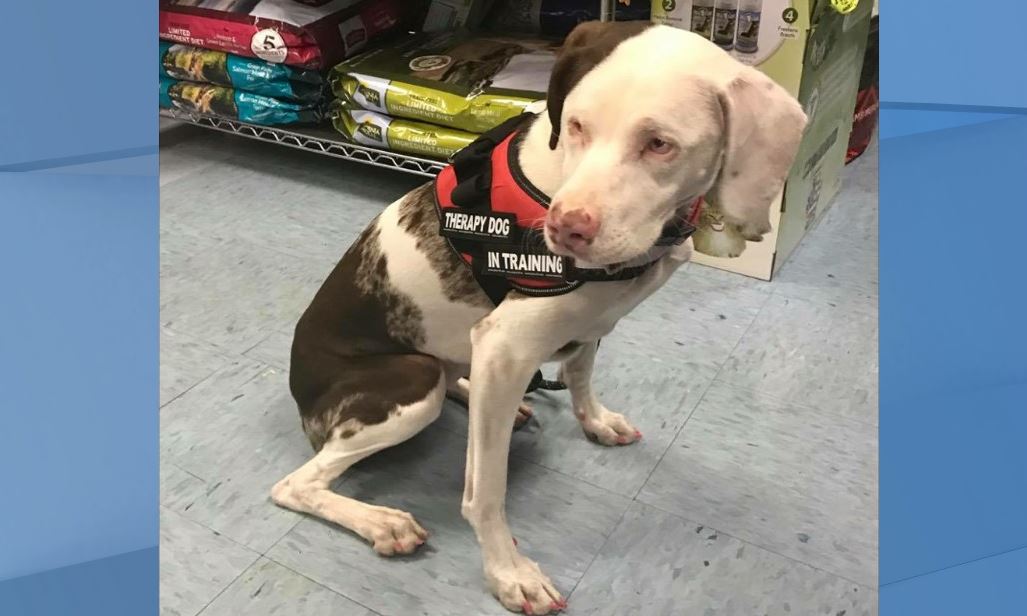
left=881, top=0, right=1027, bottom=109
left=0, top=146, right=159, bottom=172
left=880, top=112, right=1027, bottom=614
left=882, top=546, right=1027, bottom=613
left=880, top=101, right=1027, bottom=115
left=0, top=548, right=157, bottom=615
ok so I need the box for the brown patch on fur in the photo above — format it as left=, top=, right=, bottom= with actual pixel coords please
left=397, top=182, right=492, bottom=308
left=352, top=223, right=426, bottom=349
left=548, top=21, right=653, bottom=148
left=290, top=215, right=443, bottom=451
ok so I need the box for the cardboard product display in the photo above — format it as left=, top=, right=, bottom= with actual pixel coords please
left=158, top=0, right=407, bottom=70
left=653, top=0, right=874, bottom=280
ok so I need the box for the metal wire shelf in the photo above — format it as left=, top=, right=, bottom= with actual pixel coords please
left=160, top=108, right=447, bottom=178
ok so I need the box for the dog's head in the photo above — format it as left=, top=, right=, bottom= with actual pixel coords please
left=542, top=23, right=807, bottom=266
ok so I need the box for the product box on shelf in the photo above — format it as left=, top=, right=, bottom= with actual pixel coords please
left=653, top=0, right=874, bottom=280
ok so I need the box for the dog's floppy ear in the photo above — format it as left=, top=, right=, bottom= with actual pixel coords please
left=709, top=66, right=808, bottom=239
left=547, top=20, right=651, bottom=150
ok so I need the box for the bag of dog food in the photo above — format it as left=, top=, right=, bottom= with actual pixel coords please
left=483, top=0, right=650, bottom=37
left=331, top=31, right=557, bottom=133
left=331, top=103, right=477, bottom=159
left=846, top=15, right=878, bottom=163
left=159, top=0, right=407, bottom=70
left=160, top=41, right=324, bottom=102
left=160, top=76, right=322, bottom=125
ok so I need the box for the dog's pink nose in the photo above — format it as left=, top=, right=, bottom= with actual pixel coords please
left=548, top=208, right=600, bottom=250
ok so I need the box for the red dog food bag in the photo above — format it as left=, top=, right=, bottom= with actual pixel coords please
left=846, top=15, right=878, bottom=163
left=159, top=0, right=409, bottom=70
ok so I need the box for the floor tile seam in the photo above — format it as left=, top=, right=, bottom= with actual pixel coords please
left=191, top=553, right=267, bottom=616
left=566, top=499, right=636, bottom=600
left=426, top=404, right=645, bottom=500
left=629, top=376, right=718, bottom=503
left=158, top=337, right=238, bottom=411
left=159, top=356, right=274, bottom=415
left=630, top=298, right=768, bottom=501
left=260, top=551, right=387, bottom=616
left=161, top=503, right=265, bottom=559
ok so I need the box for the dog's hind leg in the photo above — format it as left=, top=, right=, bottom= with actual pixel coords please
left=271, top=354, right=444, bottom=556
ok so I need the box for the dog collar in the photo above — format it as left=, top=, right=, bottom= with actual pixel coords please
left=434, top=113, right=703, bottom=305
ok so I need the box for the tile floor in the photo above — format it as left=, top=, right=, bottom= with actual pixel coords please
left=159, top=120, right=878, bottom=616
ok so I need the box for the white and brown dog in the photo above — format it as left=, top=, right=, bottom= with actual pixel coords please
left=273, top=22, right=806, bottom=615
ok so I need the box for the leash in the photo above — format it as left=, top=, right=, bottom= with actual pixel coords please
left=527, top=370, right=568, bottom=392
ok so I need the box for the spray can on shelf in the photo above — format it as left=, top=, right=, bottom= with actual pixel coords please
left=713, top=0, right=738, bottom=50
left=735, top=0, right=762, bottom=53
left=691, top=0, right=715, bottom=40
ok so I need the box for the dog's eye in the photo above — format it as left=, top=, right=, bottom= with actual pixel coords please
left=646, top=137, right=674, bottom=155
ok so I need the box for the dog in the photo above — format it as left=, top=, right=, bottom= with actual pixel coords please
left=272, top=22, right=806, bottom=615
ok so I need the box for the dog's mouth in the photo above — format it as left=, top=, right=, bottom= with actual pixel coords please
left=544, top=232, right=655, bottom=270
left=544, top=202, right=693, bottom=268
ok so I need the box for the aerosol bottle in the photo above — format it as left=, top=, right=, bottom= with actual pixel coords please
left=691, top=0, right=715, bottom=40
left=735, top=0, right=762, bottom=53
left=712, top=0, right=739, bottom=50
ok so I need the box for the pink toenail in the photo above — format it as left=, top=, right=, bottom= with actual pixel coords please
left=635, top=430, right=643, bottom=439
left=522, top=601, right=533, bottom=614
left=394, top=542, right=403, bottom=551
left=617, top=436, right=628, bottom=444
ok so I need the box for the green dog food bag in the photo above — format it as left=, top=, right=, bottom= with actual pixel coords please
left=331, top=101, right=478, bottom=160
left=331, top=31, right=557, bottom=133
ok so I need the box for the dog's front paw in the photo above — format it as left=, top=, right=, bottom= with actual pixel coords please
left=577, top=408, right=642, bottom=446
left=358, top=506, right=429, bottom=556
left=486, top=556, right=565, bottom=614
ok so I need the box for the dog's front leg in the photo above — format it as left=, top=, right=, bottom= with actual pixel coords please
left=563, top=341, right=642, bottom=446
left=462, top=319, right=564, bottom=615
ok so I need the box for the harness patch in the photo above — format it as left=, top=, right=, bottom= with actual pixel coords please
left=440, top=211, right=517, bottom=242
left=484, top=248, right=567, bottom=280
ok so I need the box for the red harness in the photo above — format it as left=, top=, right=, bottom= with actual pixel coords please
left=433, top=114, right=704, bottom=305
